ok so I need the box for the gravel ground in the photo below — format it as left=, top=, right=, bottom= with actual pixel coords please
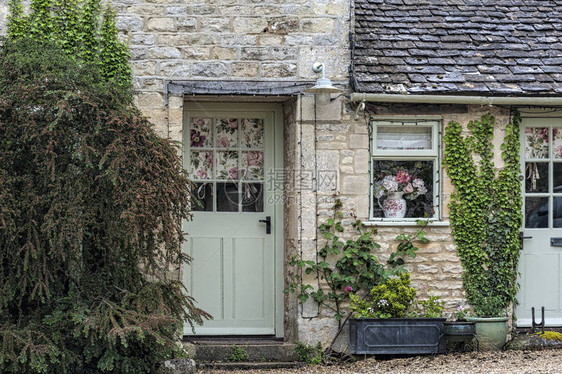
left=197, top=350, right=562, bottom=374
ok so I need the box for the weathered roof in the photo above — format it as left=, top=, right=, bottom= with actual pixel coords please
left=353, top=0, right=562, bottom=96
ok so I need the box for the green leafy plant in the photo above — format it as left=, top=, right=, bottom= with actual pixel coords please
left=387, top=221, right=428, bottom=269
left=416, top=292, right=445, bottom=318
left=454, top=305, right=471, bottom=321
left=285, top=199, right=391, bottom=324
left=350, top=273, right=417, bottom=318
left=443, top=113, right=522, bottom=317
left=7, top=0, right=131, bottom=88
left=293, top=342, right=324, bottom=365
left=228, top=346, right=249, bottom=362
left=350, top=274, right=444, bottom=319
left=286, top=200, right=429, bottom=358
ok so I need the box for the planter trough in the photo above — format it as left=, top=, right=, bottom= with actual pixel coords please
left=349, top=318, right=446, bottom=355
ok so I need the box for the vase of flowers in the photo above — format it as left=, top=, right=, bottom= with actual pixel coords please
left=375, top=169, right=427, bottom=218
left=382, top=191, right=407, bottom=218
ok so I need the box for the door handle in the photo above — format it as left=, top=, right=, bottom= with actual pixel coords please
left=519, top=232, right=532, bottom=240
left=259, top=216, right=271, bottom=234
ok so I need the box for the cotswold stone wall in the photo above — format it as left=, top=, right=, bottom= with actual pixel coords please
left=113, top=0, right=350, bottom=138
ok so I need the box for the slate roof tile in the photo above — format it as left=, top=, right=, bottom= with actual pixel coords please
left=354, top=0, right=562, bottom=96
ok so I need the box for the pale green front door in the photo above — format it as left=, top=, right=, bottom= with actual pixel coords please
left=516, top=118, right=562, bottom=326
left=182, top=103, right=281, bottom=335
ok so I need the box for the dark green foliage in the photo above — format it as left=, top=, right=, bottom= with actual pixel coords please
left=443, top=113, right=522, bottom=317
left=285, top=200, right=388, bottom=325
left=293, top=342, right=324, bottom=365
left=99, top=7, right=132, bottom=86
left=285, top=200, right=426, bottom=326
left=387, top=223, right=428, bottom=269
left=7, top=0, right=131, bottom=88
left=0, top=39, right=210, bottom=373
left=350, top=273, right=417, bottom=319
left=227, top=346, right=249, bottom=363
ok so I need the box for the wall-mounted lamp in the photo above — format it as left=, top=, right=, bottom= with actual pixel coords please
left=304, top=62, right=342, bottom=105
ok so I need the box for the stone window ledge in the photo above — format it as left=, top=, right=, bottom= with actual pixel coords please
left=362, top=220, right=450, bottom=227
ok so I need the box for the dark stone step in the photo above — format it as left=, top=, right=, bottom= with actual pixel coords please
left=197, top=361, right=307, bottom=370
left=191, top=343, right=300, bottom=363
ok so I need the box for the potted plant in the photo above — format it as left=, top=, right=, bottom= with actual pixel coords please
left=349, top=273, right=446, bottom=355
left=444, top=305, right=478, bottom=350
left=464, top=299, right=509, bottom=351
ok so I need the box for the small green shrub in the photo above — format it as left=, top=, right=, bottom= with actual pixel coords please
left=228, top=345, right=249, bottom=362
left=416, top=294, right=445, bottom=318
left=350, top=273, right=417, bottom=318
left=294, top=342, right=324, bottom=364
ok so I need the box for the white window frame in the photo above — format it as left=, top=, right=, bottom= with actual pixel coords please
left=369, top=118, right=442, bottom=223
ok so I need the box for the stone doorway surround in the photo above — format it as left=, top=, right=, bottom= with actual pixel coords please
left=163, top=79, right=331, bottom=341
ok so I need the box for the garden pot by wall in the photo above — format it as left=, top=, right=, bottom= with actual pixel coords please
left=466, top=316, right=508, bottom=350
left=349, top=318, right=446, bottom=355
left=443, top=321, right=476, bottom=342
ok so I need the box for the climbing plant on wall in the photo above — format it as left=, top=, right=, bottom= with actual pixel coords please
left=7, top=0, right=132, bottom=88
left=443, top=112, right=522, bottom=317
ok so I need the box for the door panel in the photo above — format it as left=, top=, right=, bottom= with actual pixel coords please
left=516, top=118, right=562, bottom=326
left=183, top=104, right=279, bottom=335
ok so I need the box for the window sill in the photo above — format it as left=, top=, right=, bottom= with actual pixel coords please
left=362, top=220, right=450, bottom=227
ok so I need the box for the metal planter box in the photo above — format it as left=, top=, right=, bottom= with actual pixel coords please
left=349, top=318, right=446, bottom=355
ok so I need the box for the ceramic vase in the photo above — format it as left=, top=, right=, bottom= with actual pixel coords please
left=383, top=191, right=407, bottom=218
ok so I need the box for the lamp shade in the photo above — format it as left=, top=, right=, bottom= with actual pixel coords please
left=305, top=77, right=343, bottom=105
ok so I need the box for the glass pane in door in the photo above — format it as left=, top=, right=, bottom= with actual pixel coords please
left=525, top=197, right=548, bottom=228
left=524, top=127, right=549, bottom=159
left=525, top=162, right=548, bottom=193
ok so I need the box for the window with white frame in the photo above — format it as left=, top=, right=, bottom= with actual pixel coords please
left=370, top=120, right=440, bottom=221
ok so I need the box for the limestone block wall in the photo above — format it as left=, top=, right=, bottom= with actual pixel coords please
left=113, top=0, right=351, bottom=138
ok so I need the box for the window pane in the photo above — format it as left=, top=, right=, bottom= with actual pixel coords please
left=242, top=118, right=264, bottom=148
left=190, top=118, right=213, bottom=148
left=554, top=163, right=562, bottom=193
left=554, top=197, right=562, bottom=228
left=524, top=127, right=549, bottom=159
left=192, top=183, right=213, bottom=212
left=190, top=151, right=213, bottom=180
left=242, top=151, right=264, bottom=180
left=372, top=160, right=434, bottom=218
left=216, top=151, right=239, bottom=180
left=217, top=182, right=239, bottom=212
left=525, top=162, right=548, bottom=193
left=376, top=126, right=432, bottom=150
left=242, top=183, right=264, bottom=212
left=525, top=197, right=548, bottom=228
left=554, top=128, right=562, bottom=159
left=215, top=118, right=238, bottom=148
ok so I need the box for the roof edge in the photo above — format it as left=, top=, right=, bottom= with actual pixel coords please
left=350, top=93, right=562, bottom=106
